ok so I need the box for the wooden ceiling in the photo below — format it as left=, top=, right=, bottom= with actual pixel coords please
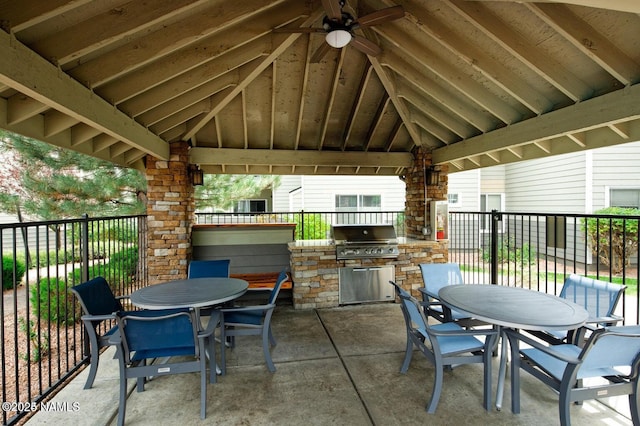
left=0, top=0, right=638, bottom=176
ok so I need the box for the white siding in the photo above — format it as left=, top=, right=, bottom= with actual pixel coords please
left=504, top=152, right=588, bottom=214
left=591, top=141, right=640, bottom=210
left=272, top=176, right=302, bottom=211
left=480, top=165, right=506, bottom=194
left=448, top=170, right=480, bottom=211
left=272, top=175, right=406, bottom=212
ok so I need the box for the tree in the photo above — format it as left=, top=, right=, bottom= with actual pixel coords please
left=0, top=131, right=146, bottom=221
left=582, top=207, right=640, bottom=274
left=195, top=174, right=279, bottom=211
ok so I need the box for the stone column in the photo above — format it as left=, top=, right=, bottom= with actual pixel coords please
left=145, top=141, right=194, bottom=284
left=404, top=147, right=448, bottom=240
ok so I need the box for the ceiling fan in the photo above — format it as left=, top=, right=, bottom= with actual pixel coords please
left=275, top=0, right=405, bottom=62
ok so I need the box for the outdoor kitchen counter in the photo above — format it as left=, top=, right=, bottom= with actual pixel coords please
left=288, top=237, right=437, bottom=248
left=288, top=238, right=447, bottom=309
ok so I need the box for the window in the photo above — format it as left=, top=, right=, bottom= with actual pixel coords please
left=448, top=193, right=460, bottom=207
left=480, top=193, right=504, bottom=231
left=335, top=195, right=381, bottom=211
left=234, top=199, right=267, bottom=213
left=610, top=188, right=640, bottom=209
left=335, top=194, right=382, bottom=223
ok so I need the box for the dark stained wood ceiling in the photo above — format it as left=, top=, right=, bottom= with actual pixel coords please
left=0, top=0, right=638, bottom=176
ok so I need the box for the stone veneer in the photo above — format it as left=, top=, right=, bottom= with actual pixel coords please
left=145, top=141, right=194, bottom=284
left=405, top=147, right=449, bottom=240
left=288, top=238, right=448, bottom=309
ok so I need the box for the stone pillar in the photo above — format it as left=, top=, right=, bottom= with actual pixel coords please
left=404, top=147, right=448, bottom=240
left=145, top=141, right=194, bottom=284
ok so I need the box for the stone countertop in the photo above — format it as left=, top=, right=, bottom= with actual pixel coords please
left=288, top=237, right=442, bottom=250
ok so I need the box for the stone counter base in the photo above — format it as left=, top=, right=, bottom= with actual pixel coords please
left=288, top=240, right=448, bottom=309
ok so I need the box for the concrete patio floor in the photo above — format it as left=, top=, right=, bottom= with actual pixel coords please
left=26, top=303, right=634, bottom=425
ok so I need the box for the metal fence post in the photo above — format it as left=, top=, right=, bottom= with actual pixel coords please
left=81, top=214, right=90, bottom=282
left=491, top=209, right=502, bottom=284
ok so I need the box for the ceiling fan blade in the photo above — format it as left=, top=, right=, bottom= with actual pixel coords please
left=273, top=27, right=325, bottom=33
left=355, top=6, right=405, bottom=28
left=322, top=0, right=343, bottom=21
left=310, top=42, right=333, bottom=63
left=350, top=35, right=382, bottom=57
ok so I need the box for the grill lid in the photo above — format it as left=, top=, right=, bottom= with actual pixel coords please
left=331, top=224, right=397, bottom=243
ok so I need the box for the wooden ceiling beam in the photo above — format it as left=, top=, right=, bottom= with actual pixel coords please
left=342, top=64, right=374, bottom=150
left=526, top=3, right=639, bottom=86
left=0, top=30, right=168, bottom=160
left=0, top=0, right=93, bottom=33
left=448, top=0, right=591, bottom=102
left=400, top=0, right=551, bottom=115
left=376, top=22, right=521, bottom=125
left=32, top=0, right=207, bottom=67
left=136, top=75, right=237, bottom=127
left=467, top=0, right=640, bottom=14
left=383, top=49, right=496, bottom=132
left=397, top=81, right=478, bottom=140
left=190, top=147, right=413, bottom=169
left=434, top=84, right=640, bottom=164
left=68, top=0, right=288, bottom=87
left=121, top=50, right=259, bottom=118
left=183, top=7, right=326, bottom=141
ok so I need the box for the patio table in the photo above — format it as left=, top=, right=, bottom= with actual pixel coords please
left=438, top=284, right=588, bottom=411
left=130, top=277, right=249, bottom=374
left=130, top=277, right=248, bottom=312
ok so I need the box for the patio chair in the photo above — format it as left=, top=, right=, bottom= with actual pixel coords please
left=69, top=276, right=130, bottom=390
left=110, top=307, right=219, bottom=426
left=219, top=269, right=289, bottom=373
left=504, top=325, right=640, bottom=425
left=390, top=281, right=498, bottom=413
left=187, top=259, right=231, bottom=278
left=418, top=263, right=475, bottom=325
left=526, top=274, right=626, bottom=346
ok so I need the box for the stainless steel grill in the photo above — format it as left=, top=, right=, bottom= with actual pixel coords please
left=332, top=224, right=399, bottom=260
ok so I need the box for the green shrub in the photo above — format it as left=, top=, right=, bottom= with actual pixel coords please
left=29, top=277, right=78, bottom=325
left=2, top=255, right=26, bottom=290
left=67, top=246, right=139, bottom=293
left=18, top=317, right=50, bottom=362
left=482, top=238, right=536, bottom=266
left=581, top=207, right=640, bottom=274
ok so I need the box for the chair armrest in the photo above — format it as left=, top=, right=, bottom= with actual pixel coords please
left=426, top=327, right=498, bottom=338
left=116, top=295, right=130, bottom=300
left=108, top=334, right=122, bottom=345
left=220, top=304, right=275, bottom=314
left=418, top=287, right=438, bottom=299
left=503, top=328, right=582, bottom=365
left=81, top=313, right=116, bottom=322
left=199, top=310, right=221, bottom=339
left=586, top=315, right=624, bottom=325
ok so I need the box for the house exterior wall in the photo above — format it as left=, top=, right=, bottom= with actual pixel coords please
left=592, top=142, right=640, bottom=210
left=504, top=152, right=588, bottom=214
left=272, top=175, right=406, bottom=212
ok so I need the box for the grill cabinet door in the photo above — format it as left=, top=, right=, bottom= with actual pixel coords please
left=339, top=266, right=395, bottom=304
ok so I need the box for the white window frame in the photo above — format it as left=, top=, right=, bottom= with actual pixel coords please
left=234, top=199, right=267, bottom=213
left=479, top=193, right=504, bottom=232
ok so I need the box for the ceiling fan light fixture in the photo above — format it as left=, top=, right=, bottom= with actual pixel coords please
left=325, top=29, right=351, bottom=48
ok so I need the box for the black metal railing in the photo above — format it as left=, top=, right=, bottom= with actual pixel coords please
left=1, top=209, right=639, bottom=424
left=195, top=211, right=407, bottom=239
left=0, top=215, right=147, bottom=425
left=450, top=210, right=640, bottom=325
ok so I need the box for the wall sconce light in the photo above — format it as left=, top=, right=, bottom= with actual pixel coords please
left=189, top=164, right=204, bottom=186
left=424, top=166, right=440, bottom=186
